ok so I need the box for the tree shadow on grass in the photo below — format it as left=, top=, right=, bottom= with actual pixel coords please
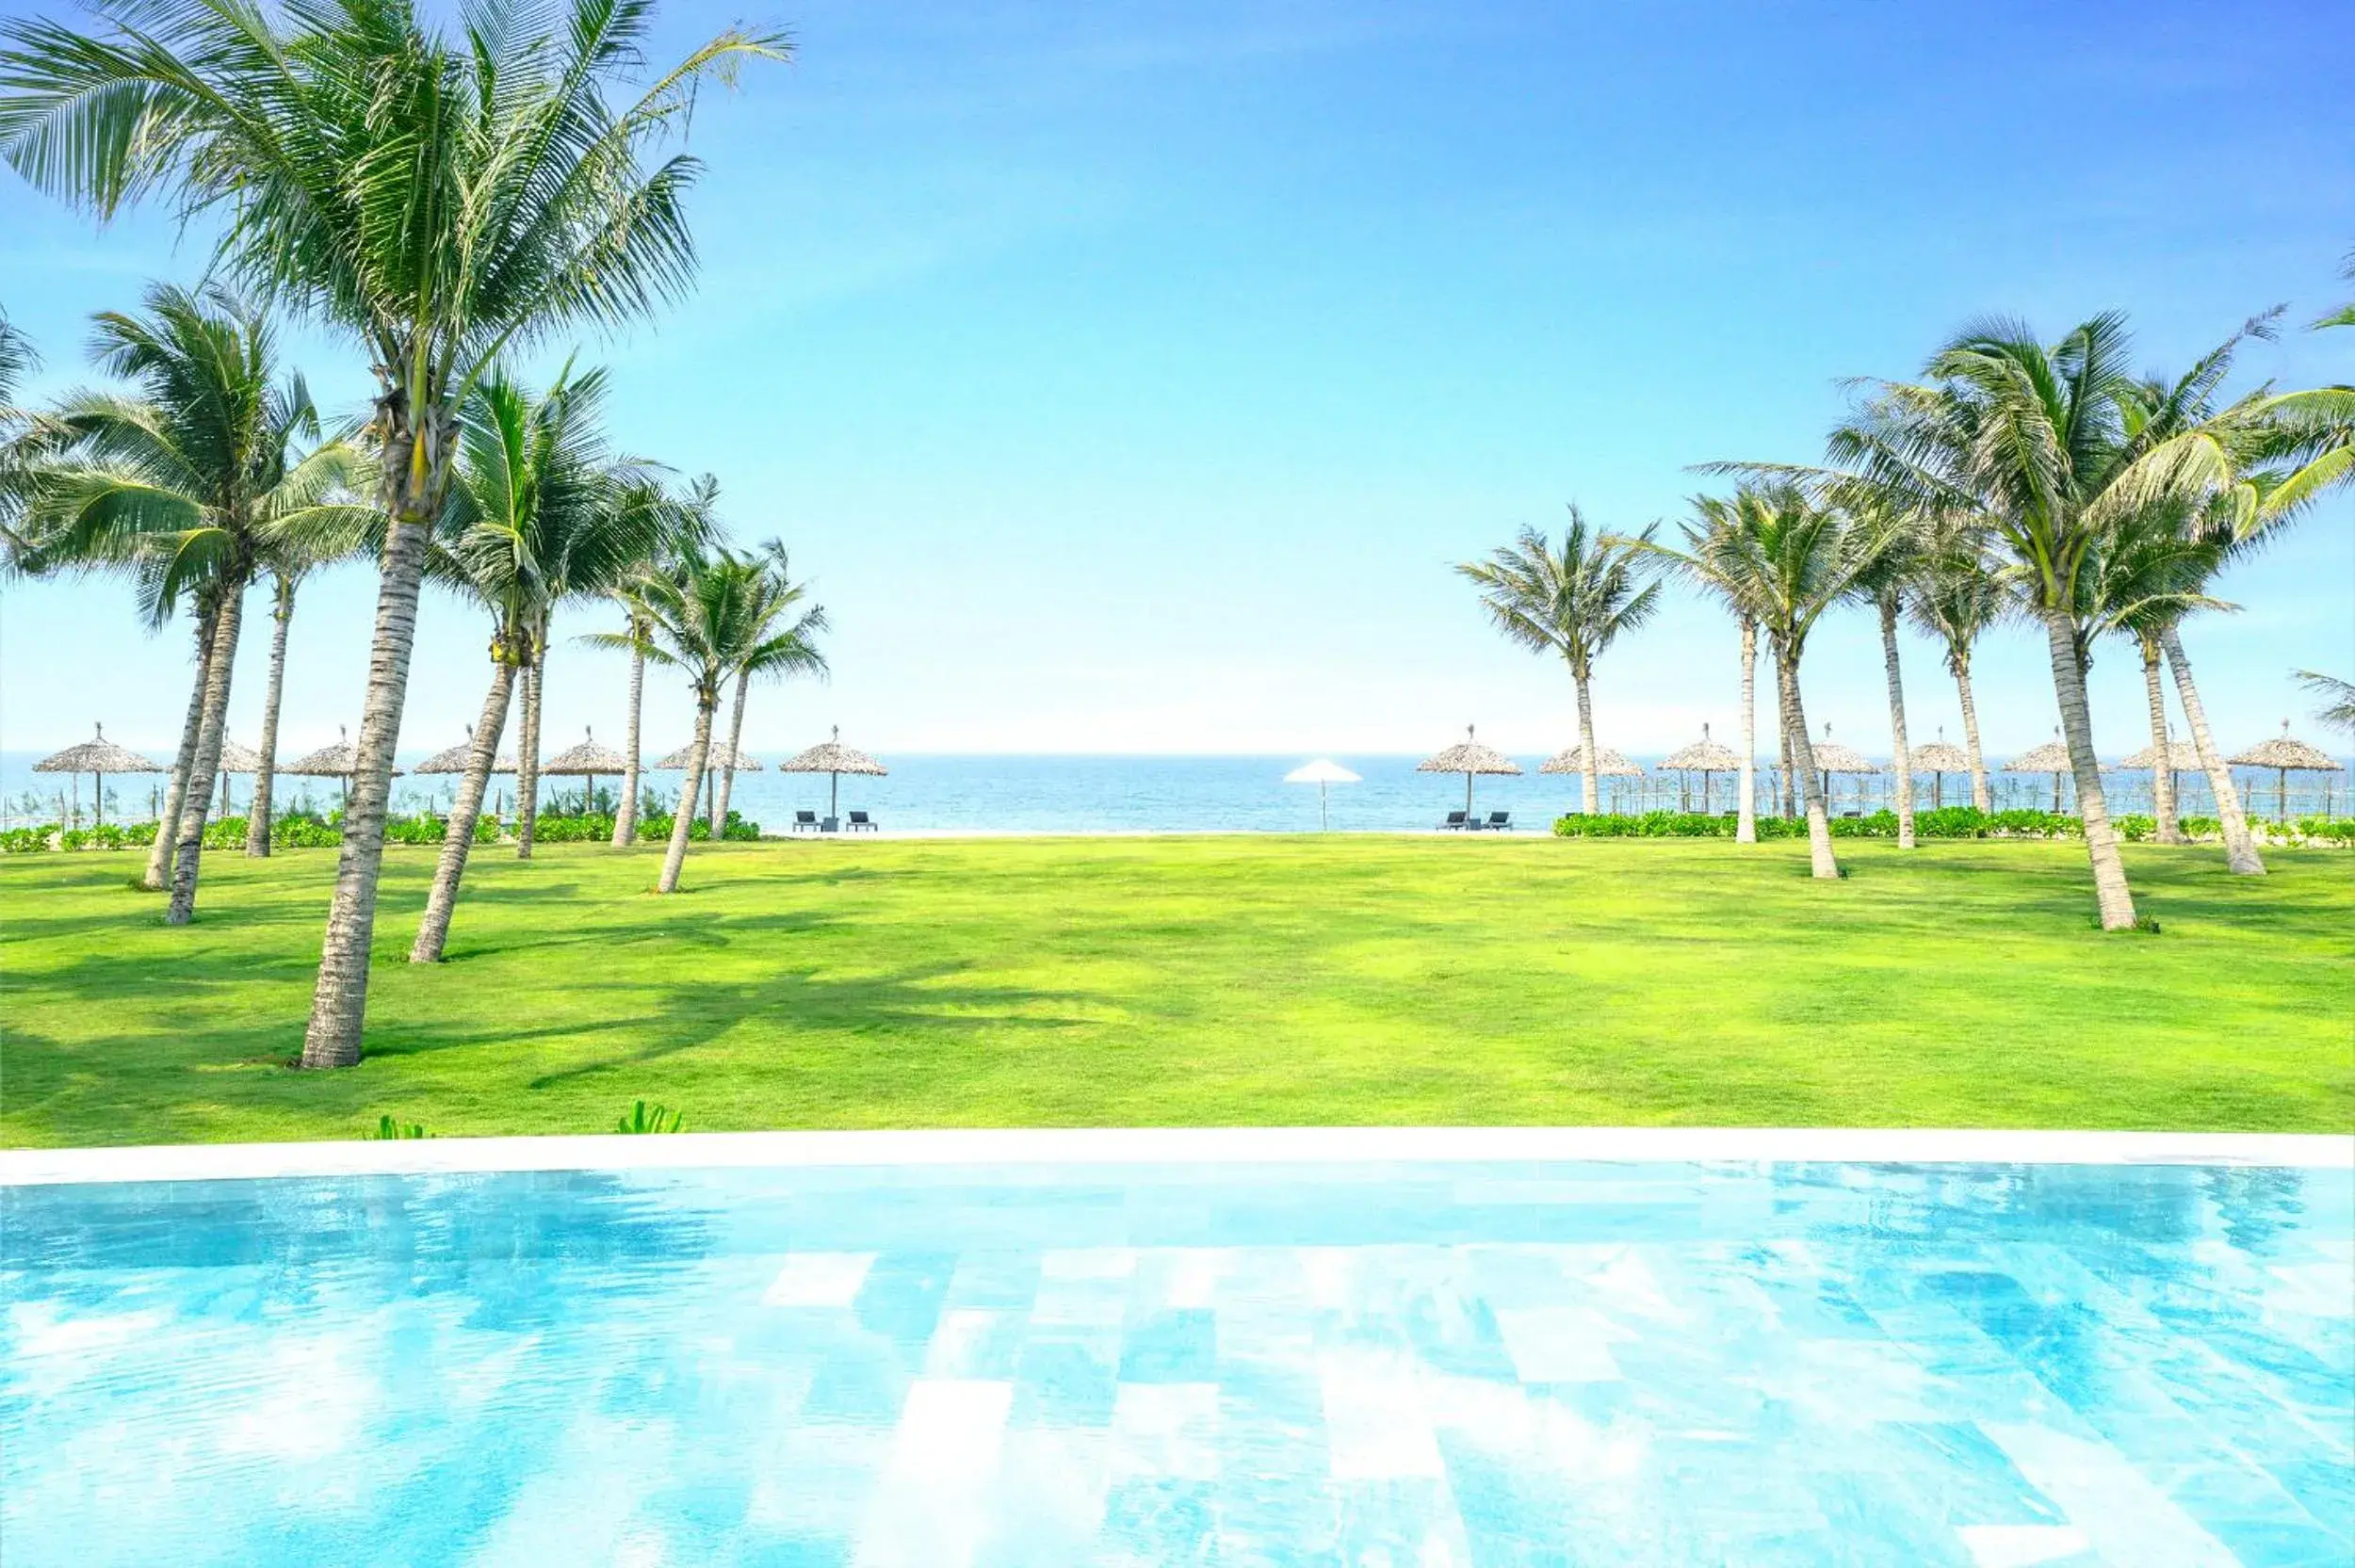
left=519, top=961, right=1101, bottom=1091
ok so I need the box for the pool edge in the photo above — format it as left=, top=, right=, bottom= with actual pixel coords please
left=4, top=1125, right=2348, bottom=1186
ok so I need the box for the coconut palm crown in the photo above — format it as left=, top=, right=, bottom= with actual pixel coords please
left=1457, top=508, right=1660, bottom=814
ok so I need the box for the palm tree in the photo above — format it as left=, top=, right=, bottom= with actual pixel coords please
left=1, top=0, right=787, bottom=1064
left=2298, top=671, right=2355, bottom=736
left=1630, top=485, right=1888, bottom=877
left=17, top=283, right=364, bottom=920
left=1843, top=509, right=1922, bottom=849
left=1622, top=497, right=1763, bottom=841
left=1827, top=314, right=2267, bottom=926
left=0, top=304, right=41, bottom=550
left=1906, top=532, right=2006, bottom=813
left=708, top=541, right=828, bottom=835
left=593, top=548, right=765, bottom=893
left=606, top=474, right=715, bottom=848
left=1456, top=508, right=1661, bottom=814
left=409, top=366, right=668, bottom=963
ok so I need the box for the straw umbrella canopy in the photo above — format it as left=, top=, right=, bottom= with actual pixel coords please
left=2118, top=733, right=2200, bottom=820
left=543, top=727, right=634, bottom=814
left=1541, top=742, right=1642, bottom=816
left=414, top=728, right=518, bottom=776
left=32, top=725, right=162, bottom=827
left=779, top=726, right=887, bottom=822
left=2228, top=720, right=2338, bottom=823
left=2006, top=731, right=2075, bottom=812
left=1908, top=729, right=1972, bottom=809
left=1284, top=759, right=1361, bottom=832
left=1417, top=725, right=1522, bottom=818
left=1810, top=724, right=1876, bottom=813
left=1660, top=724, right=1743, bottom=814
left=286, top=728, right=404, bottom=806
left=658, top=738, right=764, bottom=823
left=210, top=738, right=263, bottom=816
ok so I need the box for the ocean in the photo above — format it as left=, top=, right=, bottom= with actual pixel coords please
left=5, top=749, right=2347, bottom=834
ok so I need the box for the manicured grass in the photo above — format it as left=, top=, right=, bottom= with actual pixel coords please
left=2, top=836, right=2348, bottom=1146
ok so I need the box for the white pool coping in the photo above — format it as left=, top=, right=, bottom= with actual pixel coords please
left=2, top=1125, right=2347, bottom=1187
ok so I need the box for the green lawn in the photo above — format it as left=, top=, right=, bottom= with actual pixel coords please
left=2, top=835, right=2348, bottom=1146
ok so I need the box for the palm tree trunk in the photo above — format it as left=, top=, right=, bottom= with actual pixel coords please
left=2161, top=624, right=2263, bottom=876
left=246, top=574, right=295, bottom=857
left=1878, top=594, right=1915, bottom=849
left=1735, top=619, right=1758, bottom=844
left=410, top=660, right=517, bottom=963
left=611, top=622, right=645, bottom=847
left=2040, top=609, right=2136, bottom=929
left=1954, top=650, right=1990, bottom=814
left=2140, top=636, right=2181, bottom=845
left=713, top=669, right=750, bottom=836
left=300, top=412, right=451, bottom=1071
left=1573, top=672, right=1599, bottom=815
left=147, top=606, right=217, bottom=891
left=658, top=695, right=715, bottom=894
left=166, top=583, right=246, bottom=923
left=1774, top=643, right=1838, bottom=878
left=1778, top=719, right=1795, bottom=819
left=515, top=647, right=544, bottom=860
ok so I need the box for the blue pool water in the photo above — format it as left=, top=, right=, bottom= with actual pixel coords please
left=3, top=1159, right=2349, bottom=1565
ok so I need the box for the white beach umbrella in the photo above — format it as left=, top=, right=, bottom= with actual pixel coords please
left=1284, top=759, right=1361, bottom=831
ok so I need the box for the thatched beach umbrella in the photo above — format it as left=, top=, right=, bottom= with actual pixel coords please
left=1908, top=728, right=1971, bottom=809
left=1810, top=723, right=1876, bottom=811
left=2006, top=730, right=2074, bottom=812
left=2229, top=720, right=2338, bottom=822
left=1539, top=742, right=1642, bottom=815
left=544, top=727, right=633, bottom=814
left=1418, top=725, right=1521, bottom=819
left=2118, top=732, right=2201, bottom=819
left=1284, top=759, right=1361, bottom=832
left=1661, top=724, right=1742, bottom=814
left=287, top=727, right=404, bottom=806
left=658, top=738, right=764, bottom=822
left=414, top=728, right=518, bottom=777
left=211, top=738, right=263, bottom=815
left=32, top=725, right=161, bottom=826
left=779, top=726, right=887, bottom=823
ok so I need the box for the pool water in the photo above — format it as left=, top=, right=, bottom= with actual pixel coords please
left=4, top=1159, right=2349, bottom=1565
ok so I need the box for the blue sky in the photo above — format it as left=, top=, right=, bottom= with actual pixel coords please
left=3, top=0, right=2349, bottom=761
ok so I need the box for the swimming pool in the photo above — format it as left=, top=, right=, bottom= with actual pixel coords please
left=4, top=1133, right=2349, bottom=1565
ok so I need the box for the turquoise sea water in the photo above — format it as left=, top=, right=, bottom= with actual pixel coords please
left=4, top=1158, right=2349, bottom=1564
left=5, top=750, right=2349, bottom=833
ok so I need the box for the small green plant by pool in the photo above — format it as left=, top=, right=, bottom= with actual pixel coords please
left=614, top=1102, right=688, bottom=1134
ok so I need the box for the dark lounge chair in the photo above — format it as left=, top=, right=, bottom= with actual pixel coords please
left=1485, top=811, right=1512, bottom=831
left=847, top=810, right=879, bottom=832
left=1439, top=810, right=1469, bottom=831
left=791, top=810, right=819, bottom=832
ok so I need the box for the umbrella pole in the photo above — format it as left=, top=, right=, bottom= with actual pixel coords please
left=94, top=770, right=103, bottom=829
left=1464, top=772, right=1473, bottom=818
left=832, top=770, right=840, bottom=820
left=2277, top=768, right=2286, bottom=826
left=1320, top=780, right=1329, bottom=832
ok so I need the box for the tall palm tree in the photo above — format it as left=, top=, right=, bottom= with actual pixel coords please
left=606, top=474, right=714, bottom=847
left=1906, top=532, right=2006, bottom=813
left=409, top=366, right=667, bottom=963
left=0, top=304, right=41, bottom=550
left=17, top=284, right=364, bottom=920
left=1, top=0, right=788, bottom=1064
left=1827, top=314, right=2266, bottom=927
left=593, top=548, right=766, bottom=893
left=1624, top=496, right=1763, bottom=841
left=1842, top=509, right=1922, bottom=849
left=1630, top=484, right=1888, bottom=878
left=708, top=541, right=828, bottom=835
left=1457, top=508, right=1661, bottom=814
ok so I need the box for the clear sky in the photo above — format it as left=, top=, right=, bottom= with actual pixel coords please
left=3, top=0, right=2349, bottom=762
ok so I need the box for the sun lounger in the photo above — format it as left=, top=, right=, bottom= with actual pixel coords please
left=1485, top=811, right=1512, bottom=831
left=791, top=810, right=819, bottom=832
left=847, top=811, right=878, bottom=832
left=1439, top=810, right=1469, bottom=831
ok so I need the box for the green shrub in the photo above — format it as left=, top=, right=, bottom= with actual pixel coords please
left=614, top=1100, right=686, bottom=1134
left=1, top=825, right=57, bottom=853
left=530, top=812, right=616, bottom=844
left=1552, top=806, right=2091, bottom=841
left=2297, top=817, right=2355, bottom=843
left=364, top=1114, right=430, bottom=1140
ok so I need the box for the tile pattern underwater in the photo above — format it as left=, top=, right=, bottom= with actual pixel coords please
left=2, top=1159, right=2349, bottom=1566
